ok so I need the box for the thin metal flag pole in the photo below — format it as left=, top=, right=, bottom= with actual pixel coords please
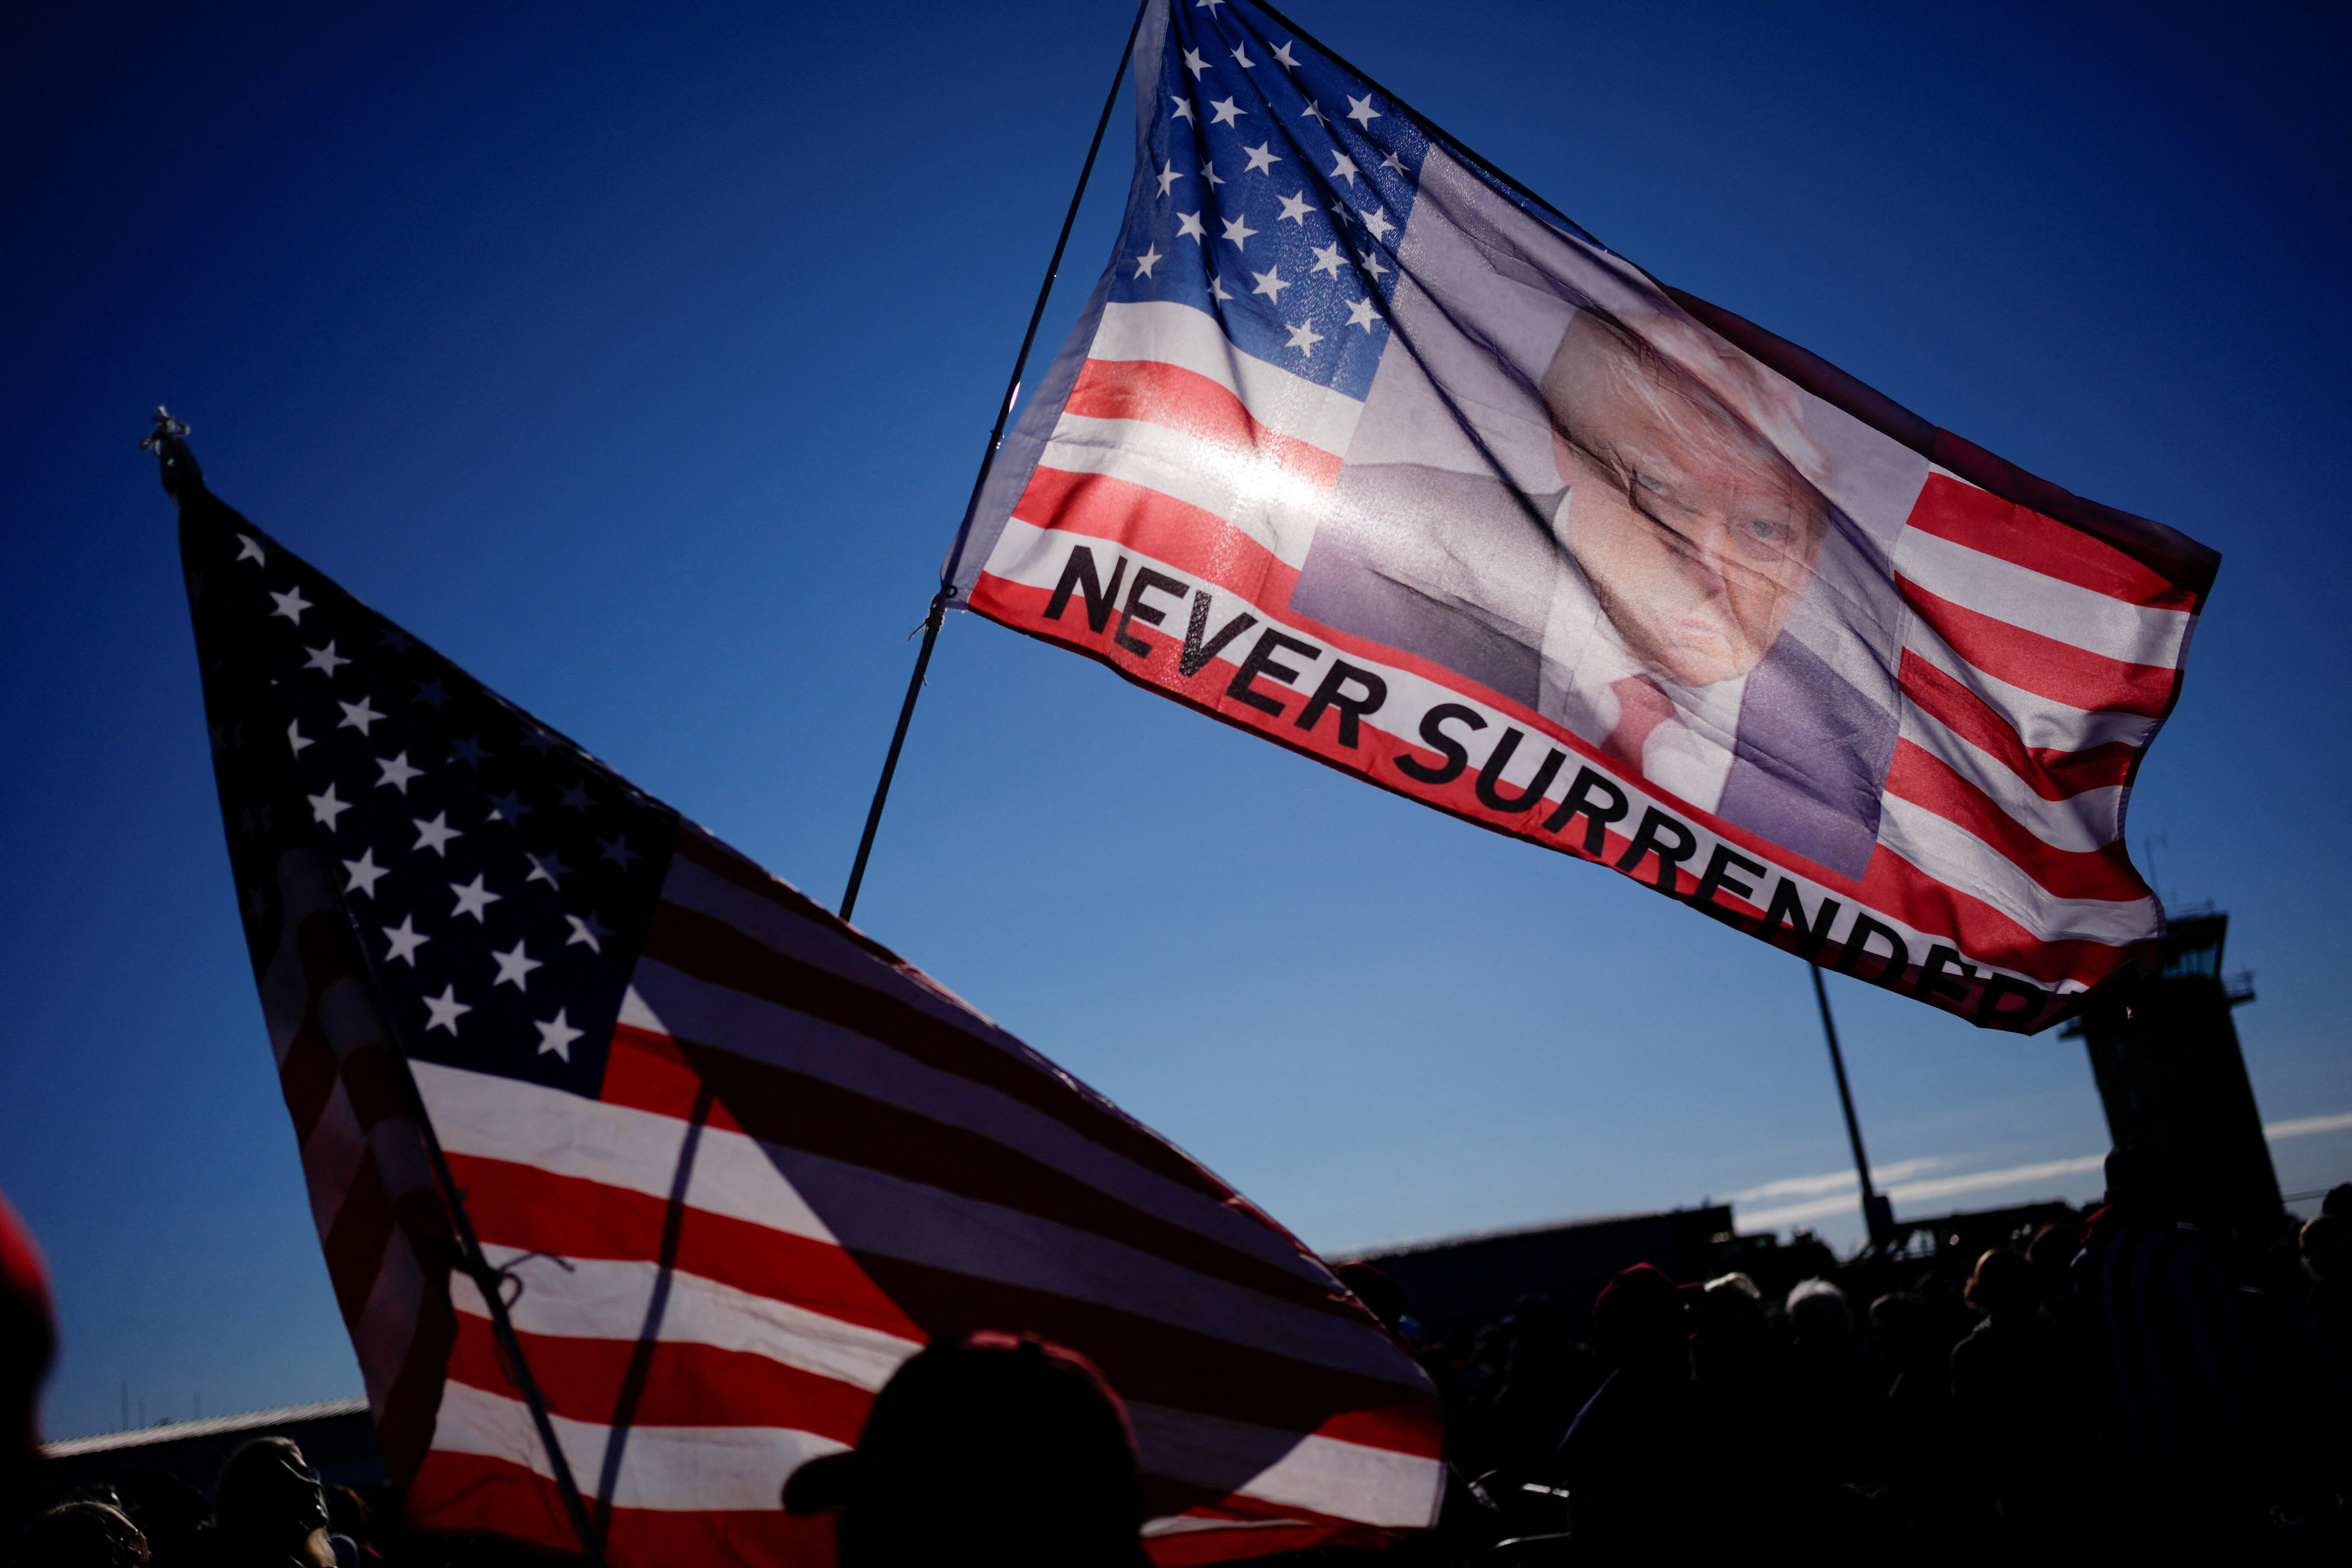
left=149, top=413, right=612, bottom=1568
left=1810, top=966, right=1893, bottom=1250
left=838, top=0, right=1149, bottom=923
left=416, top=1123, right=614, bottom=1568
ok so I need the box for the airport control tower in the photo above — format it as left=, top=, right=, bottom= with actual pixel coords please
left=2062, top=909, right=2282, bottom=1237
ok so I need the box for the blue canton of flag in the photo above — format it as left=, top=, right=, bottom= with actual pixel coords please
left=186, top=495, right=679, bottom=1101
left=1111, top=0, right=1430, bottom=401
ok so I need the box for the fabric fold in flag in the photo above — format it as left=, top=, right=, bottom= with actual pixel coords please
left=174, top=445, right=1441, bottom=1566
left=944, top=0, right=2218, bottom=1033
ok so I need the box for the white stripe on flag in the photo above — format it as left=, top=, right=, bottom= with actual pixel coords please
left=1087, top=300, right=1366, bottom=455
left=1897, top=711, right=2127, bottom=853
left=1034, top=416, right=1333, bottom=567
left=627, top=950, right=1336, bottom=1282
left=412, top=1060, right=839, bottom=1245
left=648, top=865, right=991, bottom=1039
left=431, top=1382, right=845, bottom=1512
left=1143, top=1516, right=1306, bottom=1538
left=1876, top=798, right=2155, bottom=943
left=1232, top=1432, right=1444, bottom=1530
left=1901, top=631, right=2162, bottom=752
left=451, top=1248, right=920, bottom=1395
left=716, top=1144, right=1414, bottom=1382
left=1895, top=526, right=2192, bottom=667
left=350, top=1231, right=429, bottom=1411
left=1126, top=1401, right=1437, bottom=1518
left=298, top=1077, right=369, bottom=1231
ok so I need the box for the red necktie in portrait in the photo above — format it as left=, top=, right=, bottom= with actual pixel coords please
left=1602, top=674, right=1678, bottom=777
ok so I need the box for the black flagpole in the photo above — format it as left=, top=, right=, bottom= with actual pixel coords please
left=420, top=1121, right=615, bottom=1568
left=149, top=413, right=614, bottom=1568
left=838, top=0, right=1150, bottom=923
left=1810, top=966, right=1893, bottom=1251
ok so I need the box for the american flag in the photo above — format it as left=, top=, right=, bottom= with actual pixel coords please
left=172, top=441, right=1442, bottom=1565
left=951, top=0, right=2217, bottom=1031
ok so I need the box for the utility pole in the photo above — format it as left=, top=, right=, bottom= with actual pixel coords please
left=1812, top=968, right=1894, bottom=1249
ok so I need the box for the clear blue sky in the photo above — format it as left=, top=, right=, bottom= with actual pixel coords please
left=5, top=0, right=2346, bottom=1441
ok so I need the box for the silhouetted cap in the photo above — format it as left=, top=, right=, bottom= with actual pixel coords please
left=1593, top=1263, right=1687, bottom=1363
left=782, top=1332, right=1147, bottom=1568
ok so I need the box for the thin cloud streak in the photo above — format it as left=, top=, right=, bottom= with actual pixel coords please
left=2264, top=1110, right=2352, bottom=1140
left=1733, top=1109, right=2352, bottom=1232
left=1729, top=1156, right=1946, bottom=1205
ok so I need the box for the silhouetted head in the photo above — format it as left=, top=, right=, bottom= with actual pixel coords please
left=19, top=1500, right=149, bottom=1568
left=2303, top=1214, right=2351, bottom=1284
left=782, top=1332, right=1146, bottom=1568
left=1697, top=1273, right=1763, bottom=1330
left=2025, top=1220, right=2079, bottom=1307
left=2102, top=1144, right=2179, bottom=1220
left=216, top=1437, right=328, bottom=1549
left=1592, top=1264, right=1687, bottom=1369
left=1965, top=1249, right=2037, bottom=1319
left=2324, top=1184, right=2352, bottom=1223
left=1785, top=1278, right=1854, bottom=1351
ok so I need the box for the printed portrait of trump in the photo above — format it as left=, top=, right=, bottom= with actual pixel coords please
left=1291, top=301, right=1900, bottom=878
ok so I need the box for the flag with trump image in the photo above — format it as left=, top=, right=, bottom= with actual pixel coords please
left=170, top=433, right=1442, bottom=1567
left=950, top=0, right=2219, bottom=1032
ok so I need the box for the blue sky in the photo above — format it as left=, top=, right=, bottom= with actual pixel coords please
left=5, top=0, right=2346, bottom=1440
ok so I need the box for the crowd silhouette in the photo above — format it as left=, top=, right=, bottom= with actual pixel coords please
left=8, top=1152, right=2348, bottom=1566
left=1387, top=1153, right=2351, bottom=1565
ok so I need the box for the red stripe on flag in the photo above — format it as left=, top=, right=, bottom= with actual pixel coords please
left=1898, top=576, right=2178, bottom=718
left=1926, top=427, right=2218, bottom=594
left=279, top=1018, right=339, bottom=1144
left=1001, top=468, right=1567, bottom=723
left=667, top=1030, right=1350, bottom=1316
left=1899, top=651, right=2139, bottom=801
left=1064, top=357, right=1344, bottom=487
left=318, top=1158, right=397, bottom=1329
left=849, top=1252, right=1429, bottom=1439
left=1905, top=472, right=2201, bottom=611
left=1655, top=828, right=2139, bottom=995
left=641, top=901, right=1236, bottom=1205
left=1885, top=739, right=2148, bottom=904
left=1857, top=845, right=2151, bottom=991
left=406, top=1450, right=837, bottom=1568
left=669, top=831, right=913, bottom=976
left=1013, top=466, right=1304, bottom=605
left=445, top=1154, right=924, bottom=1342
left=374, top=1255, right=455, bottom=1483
left=445, top=1322, right=874, bottom=1442
left=600, top=1023, right=746, bottom=1134
left=1312, top=1402, right=1446, bottom=1460
left=272, top=902, right=453, bottom=1487
left=977, top=569, right=2145, bottom=994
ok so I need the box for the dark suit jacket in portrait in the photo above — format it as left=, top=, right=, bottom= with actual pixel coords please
left=1289, top=463, right=1897, bottom=878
